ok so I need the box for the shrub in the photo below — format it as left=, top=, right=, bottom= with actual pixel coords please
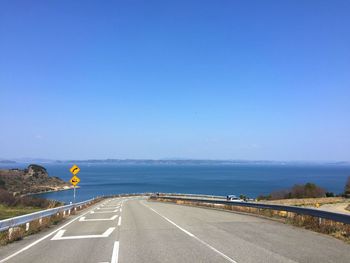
left=345, top=176, right=350, bottom=197
left=257, top=194, right=271, bottom=201
left=0, top=189, right=16, bottom=206
left=0, top=178, right=6, bottom=189
left=264, top=182, right=326, bottom=200
left=14, top=196, right=61, bottom=208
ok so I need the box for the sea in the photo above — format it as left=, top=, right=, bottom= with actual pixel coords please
left=1, top=162, right=350, bottom=204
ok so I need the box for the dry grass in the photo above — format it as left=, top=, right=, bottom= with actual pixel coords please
left=346, top=204, right=350, bottom=212
left=8, top=227, right=25, bottom=242
left=0, top=231, right=9, bottom=246
left=261, top=197, right=347, bottom=206
left=0, top=204, right=42, bottom=220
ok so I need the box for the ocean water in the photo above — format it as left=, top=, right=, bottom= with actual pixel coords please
left=1, top=163, right=350, bottom=204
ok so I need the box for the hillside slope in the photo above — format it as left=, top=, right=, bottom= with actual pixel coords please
left=0, top=164, right=71, bottom=195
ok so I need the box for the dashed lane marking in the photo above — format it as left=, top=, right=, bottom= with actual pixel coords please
left=111, top=241, right=119, bottom=263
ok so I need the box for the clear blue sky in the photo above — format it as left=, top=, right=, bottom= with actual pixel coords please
left=0, top=0, right=349, bottom=161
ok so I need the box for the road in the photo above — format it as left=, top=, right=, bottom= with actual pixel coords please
left=0, top=196, right=349, bottom=263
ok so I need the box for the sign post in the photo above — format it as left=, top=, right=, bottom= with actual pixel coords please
left=69, top=165, right=81, bottom=204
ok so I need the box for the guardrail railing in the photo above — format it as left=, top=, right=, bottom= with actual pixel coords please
left=0, top=193, right=152, bottom=232
left=2, top=193, right=348, bottom=233
left=153, top=196, right=350, bottom=224
left=157, top=193, right=226, bottom=199
left=0, top=198, right=96, bottom=232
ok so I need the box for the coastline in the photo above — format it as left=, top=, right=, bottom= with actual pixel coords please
left=21, top=185, right=79, bottom=197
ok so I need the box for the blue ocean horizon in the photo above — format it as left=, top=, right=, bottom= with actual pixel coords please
left=1, top=162, right=350, bottom=204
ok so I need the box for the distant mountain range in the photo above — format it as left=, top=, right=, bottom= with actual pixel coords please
left=0, top=160, right=17, bottom=164
left=1, top=158, right=349, bottom=166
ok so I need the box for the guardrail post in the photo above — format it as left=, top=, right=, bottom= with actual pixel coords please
left=8, top=227, right=13, bottom=239
left=26, top=222, right=30, bottom=231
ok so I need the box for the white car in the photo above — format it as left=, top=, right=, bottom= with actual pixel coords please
left=226, top=195, right=245, bottom=202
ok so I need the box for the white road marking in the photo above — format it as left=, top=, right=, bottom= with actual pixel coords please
left=91, top=209, right=118, bottom=214
left=79, top=215, right=118, bottom=222
left=111, top=241, right=119, bottom=263
left=142, top=202, right=238, bottom=263
left=51, top=227, right=115, bottom=240
left=102, top=205, right=120, bottom=208
left=0, top=199, right=109, bottom=263
left=118, top=216, right=122, bottom=226
left=97, top=207, right=119, bottom=210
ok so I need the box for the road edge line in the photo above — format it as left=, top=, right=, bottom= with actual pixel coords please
left=141, top=202, right=238, bottom=263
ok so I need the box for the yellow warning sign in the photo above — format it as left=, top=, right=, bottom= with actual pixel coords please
left=70, top=164, right=80, bottom=175
left=70, top=175, right=80, bottom=186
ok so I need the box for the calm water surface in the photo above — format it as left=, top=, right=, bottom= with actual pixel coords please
left=1, top=163, right=349, bottom=204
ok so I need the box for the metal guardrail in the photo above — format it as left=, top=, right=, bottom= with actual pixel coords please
left=2, top=192, right=348, bottom=233
left=0, top=198, right=96, bottom=232
left=0, top=193, right=151, bottom=232
left=158, top=193, right=226, bottom=199
left=154, top=196, right=350, bottom=224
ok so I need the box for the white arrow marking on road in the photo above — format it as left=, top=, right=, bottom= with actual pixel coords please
left=51, top=227, right=115, bottom=240
left=79, top=215, right=118, bottom=221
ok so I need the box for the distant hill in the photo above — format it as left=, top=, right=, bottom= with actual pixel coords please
left=0, top=160, right=16, bottom=164
left=58, top=159, right=350, bottom=166
left=0, top=164, right=71, bottom=195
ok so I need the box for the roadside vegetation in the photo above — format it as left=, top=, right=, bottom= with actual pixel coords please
left=0, top=164, right=66, bottom=220
left=0, top=188, right=62, bottom=220
left=345, top=176, right=350, bottom=197
left=256, top=178, right=350, bottom=208
left=257, top=182, right=328, bottom=201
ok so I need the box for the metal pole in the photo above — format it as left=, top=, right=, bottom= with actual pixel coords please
left=74, top=185, right=76, bottom=204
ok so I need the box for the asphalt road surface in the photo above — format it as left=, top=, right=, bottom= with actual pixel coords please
left=0, top=197, right=349, bottom=263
